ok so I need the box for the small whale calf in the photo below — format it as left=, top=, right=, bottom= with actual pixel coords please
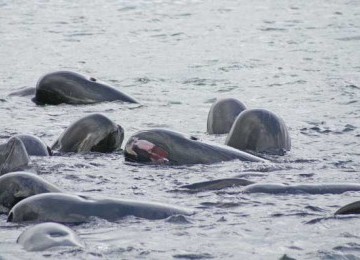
left=33, top=71, right=138, bottom=105
left=52, top=114, right=124, bottom=153
left=0, top=172, right=61, bottom=214
left=8, top=193, right=193, bottom=223
left=225, top=108, right=291, bottom=155
left=17, top=222, right=84, bottom=251
left=124, top=129, right=266, bottom=165
left=207, top=97, right=247, bottom=134
left=0, top=137, right=30, bottom=176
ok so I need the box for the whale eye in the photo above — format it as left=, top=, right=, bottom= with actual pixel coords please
left=49, top=231, right=66, bottom=237
left=90, top=77, right=97, bottom=82
left=190, top=136, right=198, bottom=141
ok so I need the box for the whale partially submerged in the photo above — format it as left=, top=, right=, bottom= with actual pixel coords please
left=17, top=222, right=84, bottom=251
left=243, top=183, right=360, bottom=194
left=225, top=109, right=291, bottom=155
left=8, top=193, right=194, bottom=223
left=33, top=71, right=138, bottom=105
left=0, top=172, right=61, bottom=214
left=335, top=201, right=360, bottom=215
left=207, top=97, right=247, bottom=134
left=124, top=129, right=266, bottom=165
left=0, top=137, right=30, bottom=176
left=52, top=114, right=124, bottom=153
left=10, top=134, right=51, bottom=156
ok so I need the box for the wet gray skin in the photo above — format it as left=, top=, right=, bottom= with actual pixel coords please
left=225, top=108, right=291, bottom=155
left=34, top=71, right=138, bottom=105
left=8, top=193, right=194, bottom=223
left=17, top=222, right=84, bottom=251
left=52, top=114, right=124, bottom=153
left=124, top=129, right=266, bottom=165
left=0, top=137, right=30, bottom=176
left=10, top=134, right=51, bottom=156
left=180, top=178, right=254, bottom=192
left=243, top=183, right=360, bottom=194
left=207, top=98, right=247, bottom=134
left=335, top=201, right=360, bottom=215
left=0, top=172, right=61, bottom=214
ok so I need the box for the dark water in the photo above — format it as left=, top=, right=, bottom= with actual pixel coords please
left=0, top=0, right=360, bottom=259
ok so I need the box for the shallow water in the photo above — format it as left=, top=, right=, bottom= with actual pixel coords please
left=0, top=0, right=360, bottom=259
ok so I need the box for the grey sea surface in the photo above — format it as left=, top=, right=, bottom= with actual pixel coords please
left=1, top=0, right=360, bottom=259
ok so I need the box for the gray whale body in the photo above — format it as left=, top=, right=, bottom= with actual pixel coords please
left=243, top=183, right=360, bottom=194
left=11, top=134, right=51, bottom=156
left=34, top=71, right=138, bottom=105
left=207, top=98, right=247, bottom=134
left=225, top=108, right=291, bottom=155
left=0, top=171, right=61, bottom=214
left=335, top=201, right=360, bottom=215
left=181, top=178, right=254, bottom=192
left=8, top=193, right=193, bottom=223
left=52, top=113, right=124, bottom=153
left=124, top=129, right=266, bottom=165
left=0, top=137, right=30, bottom=176
left=17, top=222, right=84, bottom=251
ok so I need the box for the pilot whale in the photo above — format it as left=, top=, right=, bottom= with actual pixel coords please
left=124, top=129, right=266, bottom=165
left=52, top=114, right=124, bottom=153
left=33, top=71, right=138, bottom=105
left=0, top=137, right=30, bottom=176
left=207, top=97, right=247, bottom=134
left=17, top=222, right=84, bottom=251
left=225, top=108, right=291, bottom=155
left=0, top=172, right=61, bottom=214
left=8, top=193, right=193, bottom=223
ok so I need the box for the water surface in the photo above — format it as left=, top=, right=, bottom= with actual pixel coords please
left=0, top=0, right=360, bottom=259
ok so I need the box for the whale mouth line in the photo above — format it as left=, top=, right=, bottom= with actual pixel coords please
left=126, top=138, right=169, bottom=164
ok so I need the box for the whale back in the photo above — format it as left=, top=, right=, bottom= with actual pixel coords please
left=51, top=114, right=124, bottom=153
left=35, top=71, right=138, bottom=105
left=0, top=172, right=61, bottom=214
left=226, top=109, right=291, bottom=155
left=125, top=129, right=265, bottom=165
left=0, top=137, right=30, bottom=176
left=8, top=193, right=193, bottom=223
left=243, top=183, right=360, bottom=194
left=11, top=134, right=51, bottom=156
left=207, top=98, right=247, bottom=134
left=335, top=201, right=360, bottom=215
